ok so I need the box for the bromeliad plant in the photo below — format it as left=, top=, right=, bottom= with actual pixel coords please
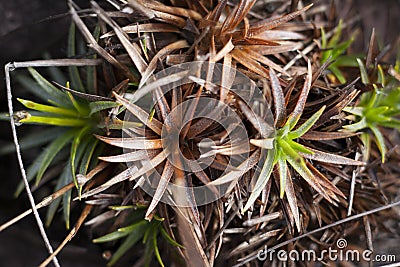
left=93, top=206, right=182, bottom=267
left=9, top=66, right=118, bottom=228
left=343, top=59, right=400, bottom=162
left=320, top=20, right=358, bottom=84
left=241, top=62, right=364, bottom=229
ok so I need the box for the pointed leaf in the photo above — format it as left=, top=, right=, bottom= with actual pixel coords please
left=250, top=138, right=274, bottom=149
left=343, top=106, right=364, bottom=116
left=301, top=147, right=365, bottom=165
left=114, top=92, right=163, bottom=135
left=286, top=60, right=312, bottom=129
left=286, top=155, right=332, bottom=203
left=288, top=105, right=326, bottom=139
left=284, top=171, right=301, bottom=232
left=99, top=149, right=158, bottom=163
left=343, top=117, right=368, bottom=131
left=89, top=101, right=120, bottom=115
left=248, top=4, right=313, bottom=36
left=269, top=68, right=286, bottom=126
left=70, top=126, right=91, bottom=188
left=301, top=130, right=359, bottom=140
left=80, top=151, right=168, bottom=198
left=286, top=139, right=313, bottom=154
left=36, top=129, right=76, bottom=184
left=79, top=138, right=99, bottom=175
left=160, top=227, right=184, bottom=248
left=357, top=58, right=369, bottom=84
left=93, top=220, right=147, bottom=243
left=0, top=127, right=64, bottom=155
left=369, top=124, right=386, bottom=163
left=329, top=65, right=346, bottom=84
left=209, top=149, right=260, bottom=186
left=107, top=222, right=148, bottom=266
left=146, top=160, right=174, bottom=219
left=17, top=98, right=79, bottom=116
left=68, top=22, right=85, bottom=92
left=27, top=68, right=71, bottom=106
left=153, top=227, right=165, bottom=267
left=238, top=101, right=274, bottom=138
left=278, top=158, right=287, bottom=198
left=243, top=148, right=275, bottom=212
left=95, top=135, right=163, bottom=149
left=46, top=164, right=72, bottom=226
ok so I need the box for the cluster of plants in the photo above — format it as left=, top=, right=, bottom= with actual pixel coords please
left=1, top=0, right=399, bottom=266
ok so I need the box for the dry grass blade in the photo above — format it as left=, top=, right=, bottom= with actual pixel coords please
left=95, top=135, right=163, bottom=149
left=250, top=139, right=274, bottom=149
left=152, top=10, right=187, bottom=28
left=286, top=156, right=333, bottom=203
left=365, top=28, right=378, bottom=67
left=126, top=0, right=155, bottom=18
left=219, top=54, right=234, bottom=103
left=101, top=23, right=179, bottom=38
left=186, top=102, right=227, bottom=139
left=255, top=30, right=305, bottom=41
left=180, top=86, right=206, bottom=139
left=231, top=49, right=269, bottom=79
left=284, top=170, right=301, bottom=232
left=347, top=167, right=357, bottom=215
left=98, top=149, right=159, bottom=162
left=52, top=81, right=113, bottom=101
left=301, top=147, right=365, bottom=166
left=140, top=40, right=189, bottom=87
left=145, top=160, right=174, bottom=220
left=91, top=1, right=148, bottom=74
left=286, top=60, right=312, bottom=128
left=69, top=2, right=138, bottom=82
left=209, top=150, right=260, bottom=186
left=301, top=131, right=359, bottom=140
left=222, top=0, right=256, bottom=33
left=10, top=59, right=101, bottom=68
left=314, top=89, right=359, bottom=128
left=238, top=101, right=274, bottom=138
left=212, top=38, right=234, bottom=63
left=114, top=92, right=163, bottom=135
left=248, top=4, right=313, bottom=36
left=144, top=0, right=202, bottom=20
left=306, top=162, right=344, bottom=199
left=134, top=70, right=189, bottom=100
left=242, top=211, right=281, bottom=227
left=230, top=229, right=281, bottom=256
left=251, top=41, right=303, bottom=55
left=80, top=151, right=168, bottom=199
left=241, top=47, right=290, bottom=76
left=269, top=68, right=286, bottom=126
left=39, top=205, right=93, bottom=267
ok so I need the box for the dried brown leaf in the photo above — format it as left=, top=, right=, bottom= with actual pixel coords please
left=114, top=92, right=163, bottom=135
left=248, top=4, right=313, bottom=36
left=145, top=160, right=174, bottom=219
left=96, top=135, right=163, bottom=149
left=92, top=1, right=148, bottom=74
left=301, top=147, right=365, bottom=166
